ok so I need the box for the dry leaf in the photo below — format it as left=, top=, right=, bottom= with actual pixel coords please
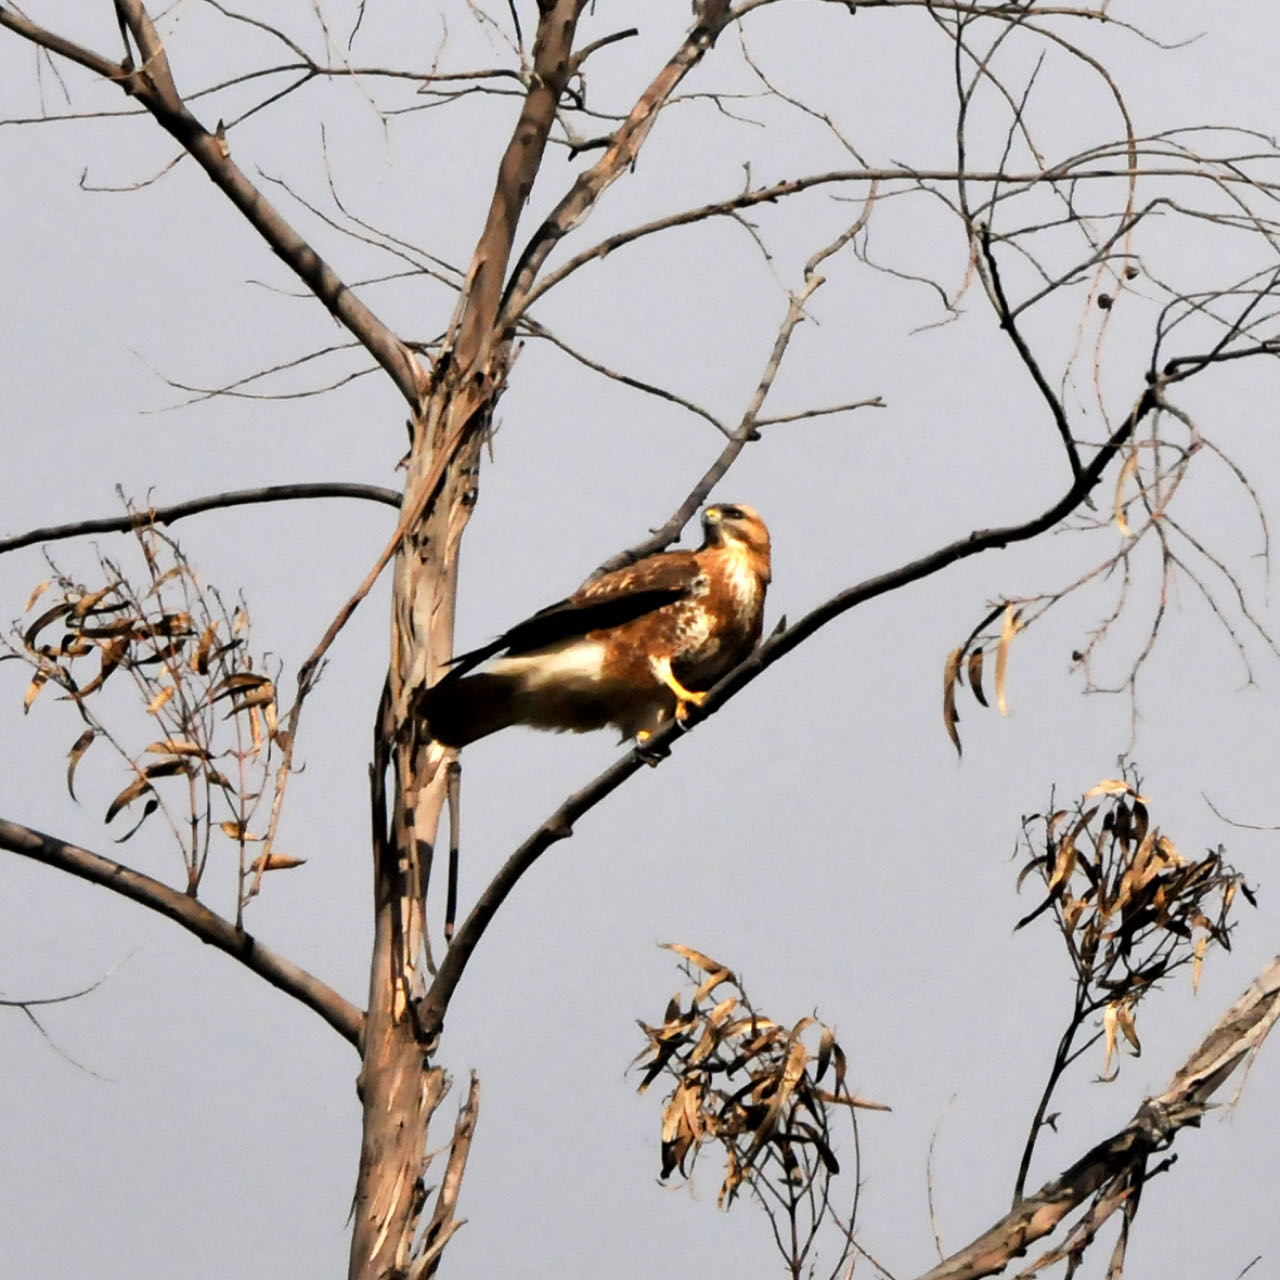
left=25, top=579, right=52, bottom=613
left=22, top=669, right=49, bottom=713
left=144, top=739, right=210, bottom=758
left=105, top=775, right=155, bottom=823
left=146, top=686, right=176, bottom=715
left=967, top=647, right=988, bottom=707
left=995, top=605, right=1019, bottom=716
left=66, top=728, right=96, bottom=800
left=943, top=647, right=963, bottom=755
left=1113, top=449, right=1140, bottom=537
left=247, top=852, right=306, bottom=873
left=191, top=623, right=217, bottom=675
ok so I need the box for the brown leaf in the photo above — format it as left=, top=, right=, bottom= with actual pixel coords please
left=76, top=638, right=127, bottom=697
left=145, top=739, right=210, bottom=759
left=24, top=602, right=71, bottom=651
left=146, top=686, right=176, bottom=715
left=1113, top=448, right=1140, bottom=537
left=1102, top=1001, right=1120, bottom=1075
left=247, top=852, right=307, bottom=873
left=105, top=775, right=155, bottom=823
left=1192, top=934, right=1208, bottom=992
left=191, top=623, right=217, bottom=675
left=967, top=647, right=988, bottom=707
left=66, top=728, right=96, bottom=800
left=71, top=585, right=118, bottom=618
left=1085, top=778, right=1147, bottom=801
left=25, top=579, right=52, bottom=613
left=112, top=796, right=159, bottom=843
left=995, top=604, right=1019, bottom=716
left=1047, top=834, right=1078, bottom=895
left=22, top=669, right=49, bottom=713
left=942, top=646, right=962, bottom=756
left=1116, top=1001, right=1141, bottom=1055
left=816, top=1025, right=835, bottom=1082
left=664, top=943, right=736, bottom=988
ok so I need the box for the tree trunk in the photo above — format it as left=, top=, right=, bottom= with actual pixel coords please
left=348, top=361, right=492, bottom=1279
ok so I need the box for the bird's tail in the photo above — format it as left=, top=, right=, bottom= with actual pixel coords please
left=422, top=672, right=522, bottom=748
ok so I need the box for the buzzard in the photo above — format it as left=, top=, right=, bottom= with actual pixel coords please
left=422, top=504, right=771, bottom=747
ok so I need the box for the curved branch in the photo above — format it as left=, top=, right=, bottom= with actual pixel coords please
left=0, top=483, right=402, bottom=556
left=0, top=816, right=364, bottom=1048
left=421, top=385, right=1158, bottom=1036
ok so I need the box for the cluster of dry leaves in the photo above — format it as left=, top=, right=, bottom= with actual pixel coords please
left=942, top=602, right=1022, bottom=755
left=9, top=518, right=297, bottom=903
left=635, top=941, right=886, bottom=1270
left=1017, top=777, right=1253, bottom=1077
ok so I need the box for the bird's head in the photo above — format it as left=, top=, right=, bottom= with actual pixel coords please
left=702, top=503, right=772, bottom=575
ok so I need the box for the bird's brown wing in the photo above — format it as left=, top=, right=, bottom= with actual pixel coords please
left=439, top=550, right=702, bottom=680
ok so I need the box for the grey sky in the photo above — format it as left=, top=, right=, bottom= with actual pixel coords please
left=2, top=3, right=1278, bottom=1277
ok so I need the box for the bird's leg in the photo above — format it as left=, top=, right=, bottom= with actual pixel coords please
left=649, top=655, right=708, bottom=722
left=633, top=728, right=669, bottom=766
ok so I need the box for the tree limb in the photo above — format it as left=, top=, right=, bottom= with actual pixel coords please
left=0, top=483, right=402, bottom=556
left=0, top=816, right=364, bottom=1048
left=0, top=3, right=422, bottom=406
left=916, top=954, right=1280, bottom=1280
left=421, top=384, right=1156, bottom=1036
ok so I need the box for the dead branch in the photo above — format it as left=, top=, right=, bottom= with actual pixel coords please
left=412, top=1072, right=480, bottom=1280
left=420, top=379, right=1153, bottom=1037
left=0, top=4, right=422, bottom=406
left=0, top=816, right=364, bottom=1047
left=499, top=0, right=739, bottom=330
left=0, top=483, right=401, bottom=557
left=915, top=954, right=1280, bottom=1280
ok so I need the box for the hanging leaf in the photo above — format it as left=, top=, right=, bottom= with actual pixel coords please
left=66, top=728, right=96, bottom=800
left=1113, top=449, right=1140, bottom=536
left=113, top=797, right=159, bottom=843
left=105, top=775, right=155, bottom=823
left=191, top=623, right=218, bottom=674
left=967, top=647, right=988, bottom=707
left=995, top=605, right=1020, bottom=716
left=942, top=647, right=963, bottom=756
left=24, top=602, right=70, bottom=650
left=22, top=669, right=50, bottom=713
left=24, top=579, right=52, bottom=613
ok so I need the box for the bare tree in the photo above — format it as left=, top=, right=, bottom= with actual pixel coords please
left=3, top=3, right=1280, bottom=1278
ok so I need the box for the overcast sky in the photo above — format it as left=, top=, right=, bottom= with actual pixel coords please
left=2, top=3, right=1279, bottom=1278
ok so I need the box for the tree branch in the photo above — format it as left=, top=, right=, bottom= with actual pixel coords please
left=0, top=483, right=402, bottom=556
left=499, top=0, right=737, bottom=329
left=0, top=816, right=364, bottom=1048
left=421, top=384, right=1157, bottom=1037
left=1, top=3, right=422, bottom=406
left=916, top=954, right=1280, bottom=1280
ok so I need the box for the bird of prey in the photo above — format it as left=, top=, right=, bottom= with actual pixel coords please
left=422, top=503, right=771, bottom=747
